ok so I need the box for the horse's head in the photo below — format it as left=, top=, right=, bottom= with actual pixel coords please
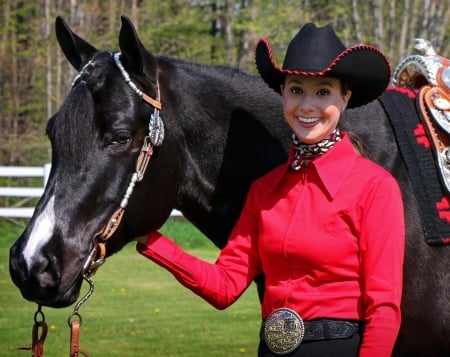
left=9, top=16, right=180, bottom=307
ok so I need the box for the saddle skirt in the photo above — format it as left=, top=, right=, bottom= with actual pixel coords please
left=393, top=39, right=450, bottom=193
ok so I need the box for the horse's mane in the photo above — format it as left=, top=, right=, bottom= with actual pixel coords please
left=158, top=56, right=262, bottom=88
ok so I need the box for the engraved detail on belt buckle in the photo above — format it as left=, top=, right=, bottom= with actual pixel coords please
left=263, top=308, right=305, bottom=355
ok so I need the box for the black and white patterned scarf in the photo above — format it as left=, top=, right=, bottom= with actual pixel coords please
left=291, top=128, right=342, bottom=170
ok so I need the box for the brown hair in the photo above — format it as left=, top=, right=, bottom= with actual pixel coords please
left=346, top=131, right=372, bottom=159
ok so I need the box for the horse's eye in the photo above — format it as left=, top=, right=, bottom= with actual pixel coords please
left=112, top=131, right=131, bottom=145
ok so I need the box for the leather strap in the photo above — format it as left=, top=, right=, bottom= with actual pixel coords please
left=17, top=320, right=48, bottom=357
left=32, top=320, right=48, bottom=357
left=143, top=92, right=162, bottom=110
left=302, top=319, right=361, bottom=341
left=70, top=321, right=89, bottom=357
left=423, top=85, right=450, bottom=133
left=419, top=86, right=449, bottom=152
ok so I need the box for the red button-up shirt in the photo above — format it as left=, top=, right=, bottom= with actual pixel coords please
left=137, top=134, right=405, bottom=356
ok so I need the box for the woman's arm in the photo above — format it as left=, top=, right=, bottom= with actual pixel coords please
left=136, top=201, right=263, bottom=310
left=358, top=176, right=405, bottom=357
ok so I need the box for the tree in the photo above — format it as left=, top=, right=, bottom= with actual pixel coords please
left=0, top=0, right=448, bottom=165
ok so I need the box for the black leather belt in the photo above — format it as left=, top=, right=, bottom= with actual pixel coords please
left=261, top=318, right=363, bottom=342
left=302, top=319, right=362, bottom=341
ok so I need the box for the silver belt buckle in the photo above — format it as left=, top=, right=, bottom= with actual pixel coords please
left=264, top=308, right=305, bottom=355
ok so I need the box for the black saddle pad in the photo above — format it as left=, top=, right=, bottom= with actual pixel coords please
left=379, top=87, right=450, bottom=246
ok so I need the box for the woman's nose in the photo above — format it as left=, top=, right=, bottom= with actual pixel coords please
left=299, top=97, right=315, bottom=113
left=299, top=94, right=315, bottom=111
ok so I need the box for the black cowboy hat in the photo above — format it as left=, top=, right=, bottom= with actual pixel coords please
left=255, top=23, right=391, bottom=108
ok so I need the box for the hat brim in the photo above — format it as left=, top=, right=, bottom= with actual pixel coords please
left=255, top=39, right=285, bottom=94
left=255, top=38, right=391, bottom=108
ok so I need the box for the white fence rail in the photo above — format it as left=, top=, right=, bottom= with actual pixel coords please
left=0, top=164, right=51, bottom=218
left=0, top=164, right=181, bottom=218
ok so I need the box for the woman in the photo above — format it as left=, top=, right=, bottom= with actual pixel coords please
left=135, top=23, right=405, bottom=357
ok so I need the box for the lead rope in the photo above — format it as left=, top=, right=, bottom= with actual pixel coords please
left=70, top=321, right=88, bottom=357
left=19, top=52, right=164, bottom=357
left=66, top=272, right=95, bottom=357
left=17, top=306, right=48, bottom=357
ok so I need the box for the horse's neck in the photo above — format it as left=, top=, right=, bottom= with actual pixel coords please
left=162, top=61, right=290, bottom=248
left=174, top=115, right=290, bottom=249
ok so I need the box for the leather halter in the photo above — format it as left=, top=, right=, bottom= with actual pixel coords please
left=393, top=39, right=450, bottom=192
left=82, top=52, right=165, bottom=278
left=66, top=52, right=165, bottom=356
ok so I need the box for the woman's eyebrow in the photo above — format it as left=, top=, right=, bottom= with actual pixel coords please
left=286, top=78, right=336, bottom=87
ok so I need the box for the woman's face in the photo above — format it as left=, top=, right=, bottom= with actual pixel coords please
left=281, top=75, right=351, bottom=144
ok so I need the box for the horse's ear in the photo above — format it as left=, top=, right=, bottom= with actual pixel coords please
left=119, top=16, right=157, bottom=80
left=55, top=16, right=98, bottom=71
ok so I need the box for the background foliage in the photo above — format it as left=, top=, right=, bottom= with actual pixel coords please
left=0, top=0, right=449, bottom=165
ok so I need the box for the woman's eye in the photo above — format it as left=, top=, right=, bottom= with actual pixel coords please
left=317, top=89, right=330, bottom=96
left=291, top=87, right=302, bottom=94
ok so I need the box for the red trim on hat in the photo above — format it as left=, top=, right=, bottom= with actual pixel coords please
left=255, top=35, right=392, bottom=108
left=264, top=41, right=391, bottom=78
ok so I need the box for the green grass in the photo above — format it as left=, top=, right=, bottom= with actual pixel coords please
left=0, top=219, right=261, bottom=356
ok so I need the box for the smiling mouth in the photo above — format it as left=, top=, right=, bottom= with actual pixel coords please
left=297, top=117, right=320, bottom=125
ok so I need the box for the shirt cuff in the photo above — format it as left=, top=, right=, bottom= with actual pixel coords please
left=135, top=231, right=180, bottom=262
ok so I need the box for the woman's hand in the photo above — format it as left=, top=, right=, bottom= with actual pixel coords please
left=134, top=234, right=149, bottom=244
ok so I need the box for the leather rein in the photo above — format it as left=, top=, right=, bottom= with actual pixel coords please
left=20, top=52, right=164, bottom=357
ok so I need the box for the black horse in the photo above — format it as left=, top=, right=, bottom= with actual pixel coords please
left=9, top=16, right=450, bottom=356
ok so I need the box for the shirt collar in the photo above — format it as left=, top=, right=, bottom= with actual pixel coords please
left=313, top=134, right=358, bottom=198
left=271, top=133, right=358, bottom=199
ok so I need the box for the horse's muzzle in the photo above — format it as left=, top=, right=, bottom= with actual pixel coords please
left=9, top=240, right=82, bottom=308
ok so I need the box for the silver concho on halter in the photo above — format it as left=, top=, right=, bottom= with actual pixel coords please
left=113, top=51, right=165, bottom=147
left=263, top=308, right=305, bottom=355
left=149, top=111, right=164, bottom=147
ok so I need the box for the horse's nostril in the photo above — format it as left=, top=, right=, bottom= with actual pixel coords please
left=39, top=271, right=59, bottom=288
left=10, top=246, right=80, bottom=307
left=32, top=255, right=61, bottom=288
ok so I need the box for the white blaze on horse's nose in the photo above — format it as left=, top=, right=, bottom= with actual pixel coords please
left=23, top=195, right=56, bottom=269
